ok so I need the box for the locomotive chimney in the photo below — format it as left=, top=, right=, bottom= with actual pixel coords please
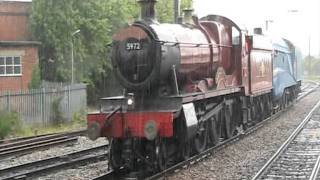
left=138, top=0, right=157, bottom=21
left=183, top=9, right=194, bottom=25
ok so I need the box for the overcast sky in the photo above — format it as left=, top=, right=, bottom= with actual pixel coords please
left=193, top=0, right=320, bottom=57
left=2, top=0, right=318, bottom=57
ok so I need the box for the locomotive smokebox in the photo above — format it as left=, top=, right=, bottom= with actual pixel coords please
left=138, top=0, right=157, bottom=21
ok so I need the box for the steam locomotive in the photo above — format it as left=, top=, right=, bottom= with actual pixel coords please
left=87, top=0, right=302, bottom=173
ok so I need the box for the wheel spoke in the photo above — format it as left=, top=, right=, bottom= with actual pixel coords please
left=110, top=139, right=123, bottom=170
left=194, top=122, right=208, bottom=153
left=181, top=140, right=191, bottom=160
left=208, top=116, right=219, bottom=146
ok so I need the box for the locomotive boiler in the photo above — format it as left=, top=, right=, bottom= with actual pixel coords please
left=112, top=3, right=240, bottom=95
left=87, top=0, right=302, bottom=174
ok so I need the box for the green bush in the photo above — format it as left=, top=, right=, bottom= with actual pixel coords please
left=28, top=65, right=41, bottom=89
left=50, top=97, right=64, bottom=125
left=72, top=109, right=87, bottom=127
left=0, top=111, right=22, bottom=139
left=304, top=56, right=320, bottom=76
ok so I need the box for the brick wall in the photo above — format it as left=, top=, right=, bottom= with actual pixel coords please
left=0, top=1, right=40, bottom=92
left=0, top=46, right=39, bottom=92
left=0, top=1, right=31, bottom=41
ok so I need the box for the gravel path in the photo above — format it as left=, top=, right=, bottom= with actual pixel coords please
left=0, top=136, right=108, bottom=170
left=170, top=88, right=320, bottom=180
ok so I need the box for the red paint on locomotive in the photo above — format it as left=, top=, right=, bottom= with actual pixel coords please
left=88, top=112, right=173, bottom=138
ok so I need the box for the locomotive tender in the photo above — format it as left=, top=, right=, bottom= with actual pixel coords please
left=87, top=0, right=302, bottom=173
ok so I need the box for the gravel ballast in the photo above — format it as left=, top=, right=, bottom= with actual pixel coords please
left=170, top=89, right=320, bottom=180
left=36, top=89, right=319, bottom=180
left=0, top=136, right=108, bottom=170
left=3, top=89, right=317, bottom=180
left=36, top=160, right=109, bottom=180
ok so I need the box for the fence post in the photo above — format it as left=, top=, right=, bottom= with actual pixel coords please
left=6, top=91, right=10, bottom=112
left=41, top=88, right=45, bottom=126
left=68, top=85, right=71, bottom=122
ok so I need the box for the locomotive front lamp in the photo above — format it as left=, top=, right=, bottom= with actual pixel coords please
left=127, top=93, right=135, bottom=109
left=127, top=98, right=134, bottom=106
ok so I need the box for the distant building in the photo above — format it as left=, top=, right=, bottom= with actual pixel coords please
left=0, top=0, right=40, bottom=91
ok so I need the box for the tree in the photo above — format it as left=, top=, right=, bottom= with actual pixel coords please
left=28, top=65, right=41, bottom=89
left=30, top=0, right=192, bottom=103
left=156, top=0, right=194, bottom=23
left=181, top=0, right=193, bottom=10
left=304, top=56, right=320, bottom=76
left=31, top=0, right=126, bottom=82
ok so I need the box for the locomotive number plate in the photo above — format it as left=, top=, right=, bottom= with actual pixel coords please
left=126, top=42, right=141, bottom=51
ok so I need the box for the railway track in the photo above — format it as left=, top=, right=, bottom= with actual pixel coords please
left=0, top=144, right=108, bottom=180
left=252, top=99, right=320, bottom=180
left=0, top=129, right=87, bottom=159
left=4, top=82, right=312, bottom=180
left=0, top=132, right=59, bottom=145
left=93, top=82, right=319, bottom=180
left=94, top=111, right=284, bottom=180
left=298, top=81, right=318, bottom=100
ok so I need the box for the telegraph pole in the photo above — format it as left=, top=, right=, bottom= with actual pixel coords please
left=309, top=36, right=311, bottom=58
left=265, top=20, right=273, bottom=31
left=307, top=36, right=311, bottom=75
left=71, top=29, right=80, bottom=84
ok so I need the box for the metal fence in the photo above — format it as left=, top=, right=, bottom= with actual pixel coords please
left=0, top=84, right=87, bottom=126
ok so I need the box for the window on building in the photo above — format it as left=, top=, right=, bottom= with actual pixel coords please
left=0, top=56, right=22, bottom=76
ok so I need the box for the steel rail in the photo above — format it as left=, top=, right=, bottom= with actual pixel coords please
left=309, top=155, right=320, bottom=180
left=0, top=130, right=87, bottom=158
left=146, top=82, right=318, bottom=180
left=0, top=129, right=86, bottom=148
left=251, top=99, right=320, bottom=180
left=0, top=133, right=58, bottom=145
left=298, top=81, right=319, bottom=97
left=93, top=105, right=291, bottom=180
left=146, top=114, right=279, bottom=180
left=297, top=81, right=319, bottom=101
left=0, top=144, right=109, bottom=180
left=0, top=137, right=78, bottom=158
left=300, top=83, right=310, bottom=91
left=92, top=170, right=119, bottom=180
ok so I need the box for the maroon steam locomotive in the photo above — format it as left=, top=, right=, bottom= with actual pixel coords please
left=87, top=0, right=301, bottom=173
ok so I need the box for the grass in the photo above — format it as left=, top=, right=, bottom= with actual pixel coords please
left=0, top=111, right=22, bottom=139
left=15, top=121, right=85, bottom=137
left=4, top=110, right=87, bottom=139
